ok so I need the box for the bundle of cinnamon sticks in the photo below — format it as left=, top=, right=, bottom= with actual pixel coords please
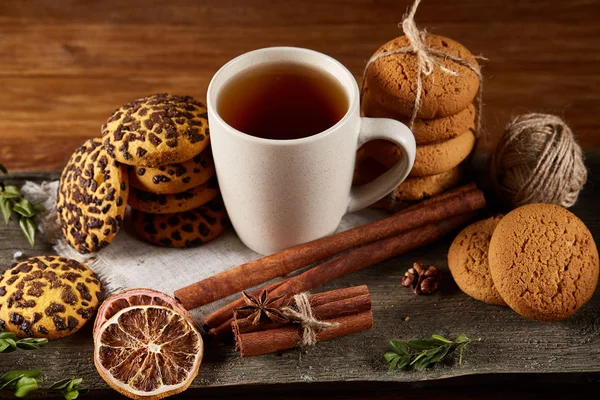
left=234, top=285, right=373, bottom=357
left=175, top=183, right=486, bottom=341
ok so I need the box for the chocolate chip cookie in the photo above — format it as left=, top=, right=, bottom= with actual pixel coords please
left=489, top=204, right=599, bottom=321
left=102, top=93, right=210, bottom=167
left=129, top=149, right=215, bottom=194
left=128, top=177, right=219, bottom=214
left=57, top=138, right=129, bottom=254
left=0, top=256, right=103, bottom=339
left=132, top=199, right=229, bottom=248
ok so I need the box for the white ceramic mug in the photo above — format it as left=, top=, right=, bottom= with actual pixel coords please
left=207, top=47, right=416, bottom=255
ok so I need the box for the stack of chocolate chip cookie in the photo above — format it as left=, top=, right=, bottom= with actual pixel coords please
left=57, top=93, right=228, bottom=253
left=103, top=93, right=229, bottom=248
left=355, top=34, right=480, bottom=212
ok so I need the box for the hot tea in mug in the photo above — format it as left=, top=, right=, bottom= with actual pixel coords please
left=217, top=62, right=349, bottom=140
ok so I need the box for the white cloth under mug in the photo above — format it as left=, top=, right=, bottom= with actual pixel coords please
left=207, top=47, right=416, bottom=255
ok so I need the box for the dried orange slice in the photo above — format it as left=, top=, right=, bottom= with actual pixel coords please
left=94, top=305, right=203, bottom=399
left=93, top=288, right=191, bottom=336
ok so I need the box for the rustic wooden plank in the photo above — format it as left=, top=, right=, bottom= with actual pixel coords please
left=0, top=152, right=598, bottom=396
left=1, top=0, right=599, bottom=171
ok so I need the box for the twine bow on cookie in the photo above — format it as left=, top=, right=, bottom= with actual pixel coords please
left=361, top=0, right=485, bottom=131
left=280, top=292, right=339, bottom=347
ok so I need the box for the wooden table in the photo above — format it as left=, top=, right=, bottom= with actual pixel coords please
left=1, top=0, right=600, bottom=398
left=1, top=0, right=600, bottom=171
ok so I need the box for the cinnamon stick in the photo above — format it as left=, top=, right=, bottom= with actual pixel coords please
left=205, top=211, right=477, bottom=329
left=233, top=286, right=372, bottom=335
left=175, top=184, right=481, bottom=310
left=209, top=285, right=370, bottom=338
left=235, top=310, right=374, bottom=357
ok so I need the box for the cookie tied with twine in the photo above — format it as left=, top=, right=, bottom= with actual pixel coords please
left=361, top=0, right=485, bottom=130
left=489, top=113, right=587, bottom=209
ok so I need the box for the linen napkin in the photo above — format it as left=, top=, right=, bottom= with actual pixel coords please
left=21, top=180, right=384, bottom=324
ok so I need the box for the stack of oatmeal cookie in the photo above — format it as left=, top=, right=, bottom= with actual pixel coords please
left=355, top=34, right=480, bottom=212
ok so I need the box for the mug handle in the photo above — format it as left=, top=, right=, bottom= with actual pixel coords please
left=347, top=117, right=416, bottom=213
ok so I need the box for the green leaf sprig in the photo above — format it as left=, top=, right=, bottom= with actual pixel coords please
left=0, top=370, right=87, bottom=399
left=49, top=378, right=88, bottom=400
left=0, top=331, right=48, bottom=353
left=0, top=164, right=45, bottom=247
left=0, top=370, right=41, bottom=398
left=385, top=333, right=477, bottom=371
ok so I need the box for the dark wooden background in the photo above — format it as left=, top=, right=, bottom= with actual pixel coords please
left=1, top=0, right=600, bottom=398
left=1, top=0, right=599, bottom=172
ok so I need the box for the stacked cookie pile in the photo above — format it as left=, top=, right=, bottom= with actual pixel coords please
left=355, top=34, right=480, bottom=211
left=448, top=204, right=599, bottom=322
left=57, top=93, right=228, bottom=254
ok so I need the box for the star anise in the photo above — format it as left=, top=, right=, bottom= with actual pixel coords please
left=236, top=290, right=288, bottom=325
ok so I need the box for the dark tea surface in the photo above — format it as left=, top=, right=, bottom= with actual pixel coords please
left=217, top=62, right=348, bottom=140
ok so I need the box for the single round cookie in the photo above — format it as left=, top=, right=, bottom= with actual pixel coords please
left=57, top=138, right=129, bottom=254
left=448, top=216, right=506, bottom=306
left=365, top=34, right=480, bottom=119
left=489, top=204, right=599, bottom=321
left=411, top=130, right=475, bottom=177
left=389, top=164, right=464, bottom=201
left=362, top=85, right=476, bottom=145
left=0, top=256, right=103, bottom=339
left=102, top=93, right=210, bottom=167
left=132, top=199, right=229, bottom=248
left=129, top=149, right=215, bottom=194
left=128, top=177, right=219, bottom=214
left=354, top=153, right=463, bottom=200
left=362, top=130, right=476, bottom=177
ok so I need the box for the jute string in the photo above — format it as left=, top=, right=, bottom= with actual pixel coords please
left=360, top=0, right=485, bottom=132
left=488, top=113, right=587, bottom=208
left=281, top=293, right=339, bottom=347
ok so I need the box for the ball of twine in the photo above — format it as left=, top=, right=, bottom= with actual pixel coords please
left=489, top=113, right=587, bottom=208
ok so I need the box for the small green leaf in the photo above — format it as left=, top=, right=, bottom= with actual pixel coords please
left=396, top=355, right=412, bottom=369
left=384, top=352, right=399, bottom=363
left=0, top=185, right=22, bottom=199
left=13, top=199, right=36, bottom=218
left=0, top=338, right=17, bottom=353
left=16, top=337, right=48, bottom=350
left=407, top=338, right=439, bottom=350
left=14, top=376, right=39, bottom=397
left=428, top=344, right=451, bottom=364
left=19, top=217, right=36, bottom=247
left=455, top=333, right=470, bottom=344
left=409, top=350, right=429, bottom=366
left=389, top=339, right=408, bottom=356
left=0, top=369, right=42, bottom=384
left=50, top=377, right=86, bottom=400
left=0, top=339, right=14, bottom=353
left=0, top=332, right=18, bottom=340
left=431, top=334, right=453, bottom=344
left=0, top=164, right=7, bottom=174
left=0, top=197, right=12, bottom=225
